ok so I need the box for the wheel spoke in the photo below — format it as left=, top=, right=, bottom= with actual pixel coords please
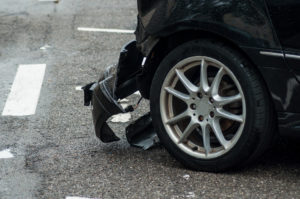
left=201, top=124, right=211, bottom=155
left=165, top=87, right=190, bottom=101
left=211, top=119, right=230, bottom=149
left=175, top=69, right=198, bottom=93
left=178, top=121, right=198, bottom=144
left=214, top=94, right=242, bottom=107
left=166, top=110, right=189, bottom=125
left=210, top=67, right=225, bottom=96
left=216, top=108, right=244, bottom=123
left=200, top=59, right=210, bottom=93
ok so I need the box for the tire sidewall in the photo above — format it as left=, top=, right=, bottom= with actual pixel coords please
left=150, top=40, right=264, bottom=171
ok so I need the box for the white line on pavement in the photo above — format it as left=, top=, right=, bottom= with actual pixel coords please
left=39, top=0, right=59, bottom=2
left=40, top=44, right=51, bottom=50
left=66, top=197, right=99, bottom=199
left=75, top=86, right=83, bottom=91
left=77, top=27, right=134, bottom=34
left=2, top=64, right=46, bottom=116
left=0, top=149, right=14, bottom=159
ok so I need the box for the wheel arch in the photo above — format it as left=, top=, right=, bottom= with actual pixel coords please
left=138, top=29, right=272, bottom=100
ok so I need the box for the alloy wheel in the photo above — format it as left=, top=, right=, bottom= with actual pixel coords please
left=160, top=56, right=246, bottom=159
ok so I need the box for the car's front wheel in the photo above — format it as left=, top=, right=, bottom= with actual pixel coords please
left=150, top=39, right=274, bottom=172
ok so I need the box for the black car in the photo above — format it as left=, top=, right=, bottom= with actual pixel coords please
left=84, top=0, right=300, bottom=172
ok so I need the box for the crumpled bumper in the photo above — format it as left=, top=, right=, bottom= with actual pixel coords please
left=83, top=40, right=160, bottom=149
left=93, top=83, right=123, bottom=142
left=83, top=65, right=127, bottom=143
left=83, top=40, right=142, bottom=143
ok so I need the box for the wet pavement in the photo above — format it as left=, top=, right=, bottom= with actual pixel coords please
left=1, top=0, right=300, bottom=198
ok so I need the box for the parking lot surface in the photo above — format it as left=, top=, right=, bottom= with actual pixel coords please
left=1, top=1, right=300, bottom=198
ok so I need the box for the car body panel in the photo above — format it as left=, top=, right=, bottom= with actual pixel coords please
left=136, top=0, right=282, bottom=55
left=135, top=0, right=300, bottom=136
left=278, top=112, right=300, bottom=137
left=265, top=0, right=300, bottom=51
left=241, top=47, right=300, bottom=113
left=265, top=0, right=300, bottom=82
left=85, top=0, right=300, bottom=141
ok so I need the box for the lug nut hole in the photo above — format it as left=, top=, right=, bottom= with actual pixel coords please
left=197, top=93, right=203, bottom=98
left=210, top=111, right=215, bottom=117
left=209, top=97, right=214, bottom=103
left=199, top=115, right=204, bottom=121
left=190, top=104, right=197, bottom=110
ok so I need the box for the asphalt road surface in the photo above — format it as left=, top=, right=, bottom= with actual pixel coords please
left=1, top=1, right=300, bottom=199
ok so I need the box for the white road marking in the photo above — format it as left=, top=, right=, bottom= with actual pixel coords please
left=111, top=113, right=131, bottom=123
left=0, top=149, right=14, bottom=159
left=66, top=197, right=99, bottom=199
left=2, top=64, right=46, bottom=116
left=77, top=27, right=134, bottom=34
left=40, top=44, right=51, bottom=50
left=39, top=0, right=59, bottom=2
left=75, top=86, right=83, bottom=91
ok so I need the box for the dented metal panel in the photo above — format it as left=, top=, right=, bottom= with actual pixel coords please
left=136, top=0, right=281, bottom=55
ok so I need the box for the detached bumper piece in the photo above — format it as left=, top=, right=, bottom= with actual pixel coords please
left=83, top=40, right=160, bottom=149
left=126, top=113, right=160, bottom=150
left=92, top=81, right=124, bottom=143
left=84, top=74, right=124, bottom=143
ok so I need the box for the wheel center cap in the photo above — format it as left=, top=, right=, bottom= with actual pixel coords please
left=196, top=98, right=212, bottom=116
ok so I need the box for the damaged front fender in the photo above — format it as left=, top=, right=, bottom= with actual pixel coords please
left=136, top=0, right=281, bottom=56
left=83, top=41, right=143, bottom=143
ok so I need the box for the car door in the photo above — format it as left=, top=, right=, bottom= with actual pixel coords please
left=265, top=0, right=300, bottom=80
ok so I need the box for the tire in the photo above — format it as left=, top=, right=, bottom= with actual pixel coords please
left=150, top=39, right=274, bottom=172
